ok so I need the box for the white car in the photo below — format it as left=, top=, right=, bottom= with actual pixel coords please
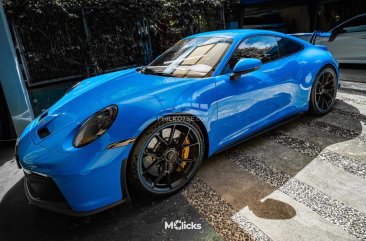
left=293, top=14, right=366, bottom=64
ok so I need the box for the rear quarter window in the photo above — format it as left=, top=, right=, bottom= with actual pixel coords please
left=276, top=37, right=303, bottom=57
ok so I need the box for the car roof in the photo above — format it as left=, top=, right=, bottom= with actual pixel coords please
left=185, top=29, right=294, bottom=41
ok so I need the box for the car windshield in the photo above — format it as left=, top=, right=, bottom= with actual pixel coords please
left=141, top=37, right=232, bottom=78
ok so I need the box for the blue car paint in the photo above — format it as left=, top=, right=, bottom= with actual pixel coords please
left=17, top=29, right=339, bottom=213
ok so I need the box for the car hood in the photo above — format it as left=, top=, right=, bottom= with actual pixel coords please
left=27, top=68, right=197, bottom=146
left=49, top=68, right=198, bottom=117
left=50, top=69, right=165, bottom=114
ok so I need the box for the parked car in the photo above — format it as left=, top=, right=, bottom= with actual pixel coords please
left=243, top=12, right=287, bottom=32
left=16, top=29, right=339, bottom=216
left=292, top=13, right=366, bottom=64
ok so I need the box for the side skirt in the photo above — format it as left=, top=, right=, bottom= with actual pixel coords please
left=214, top=113, right=304, bottom=155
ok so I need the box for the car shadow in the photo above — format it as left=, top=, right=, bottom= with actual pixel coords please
left=0, top=177, right=216, bottom=241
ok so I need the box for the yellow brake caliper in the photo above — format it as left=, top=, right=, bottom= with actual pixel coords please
left=177, top=137, right=190, bottom=172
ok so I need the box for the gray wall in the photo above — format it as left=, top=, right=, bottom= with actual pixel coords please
left=0, top=2, right=33, bottom=136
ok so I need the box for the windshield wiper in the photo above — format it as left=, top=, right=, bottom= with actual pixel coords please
left=150, top=72, right=174, bottom=77
left=138, top=66, right=174, bottom=77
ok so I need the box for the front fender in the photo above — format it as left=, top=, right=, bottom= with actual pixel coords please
left=128, top=78, right=219, bottom=157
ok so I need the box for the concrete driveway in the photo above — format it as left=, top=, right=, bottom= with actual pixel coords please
left=1, top=79, right=366, bottom=241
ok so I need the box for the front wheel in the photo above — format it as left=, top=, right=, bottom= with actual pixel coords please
left=309, top=66, right=338, bottom=115
left=128, top=117, right=205, bottom=197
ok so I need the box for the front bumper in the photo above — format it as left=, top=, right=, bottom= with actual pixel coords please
left=17, top=133, right=134, bottom=215
left=23, top=171, right=126, bottom=216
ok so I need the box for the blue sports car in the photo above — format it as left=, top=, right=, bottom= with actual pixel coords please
left=16, top=29, right=339, bottom=216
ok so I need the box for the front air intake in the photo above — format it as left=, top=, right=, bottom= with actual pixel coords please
left=37, top=127, right=50, bottom=139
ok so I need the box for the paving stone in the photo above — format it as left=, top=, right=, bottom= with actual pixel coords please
left=294, top=157, right=366, bottom=213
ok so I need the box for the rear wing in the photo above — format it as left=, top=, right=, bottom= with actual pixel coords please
left=309, top=31, right=319, bottom=45
left=290, top=31, right=331, bottom=44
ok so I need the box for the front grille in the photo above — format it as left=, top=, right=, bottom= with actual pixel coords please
left=24, top=172, right=69, bottom=208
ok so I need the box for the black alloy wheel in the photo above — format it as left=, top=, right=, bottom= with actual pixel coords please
left=310, top=67, right=337, bottom=115
left=128, top=118, right=205, bottom=196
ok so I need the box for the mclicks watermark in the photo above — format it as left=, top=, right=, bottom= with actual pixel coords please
left=164, top=220, right=202, bottom=230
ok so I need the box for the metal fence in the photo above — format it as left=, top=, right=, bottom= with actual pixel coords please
left=5, top=1, right=224, bottom=86
left=11, top=8, right=87, bottom=85
left=9, top=6, right=151, bottom=86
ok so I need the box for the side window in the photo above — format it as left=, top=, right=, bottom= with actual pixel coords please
left=340, top=16, right=366, bottom=33
left=276, top=37, right=303, bottom=57
left=229, top=36, right=279, bottom=69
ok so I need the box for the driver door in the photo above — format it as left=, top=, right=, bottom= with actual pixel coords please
left=215, top=35, right=297, bottom=148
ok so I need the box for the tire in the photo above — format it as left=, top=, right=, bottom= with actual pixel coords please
left=309, top=66, right=338, bottom=115
left=127, top=116, right=205, bottom=197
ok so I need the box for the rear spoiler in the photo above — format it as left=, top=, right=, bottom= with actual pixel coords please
left=290, top=31, right=331, bottom=44
left=309, top=30, right=319, bottom=44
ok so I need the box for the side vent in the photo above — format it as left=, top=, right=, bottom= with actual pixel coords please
left=37, top=127, right=50, bottom=139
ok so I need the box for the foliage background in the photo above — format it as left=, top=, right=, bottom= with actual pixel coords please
left=3, top=0, right=225, bottom=83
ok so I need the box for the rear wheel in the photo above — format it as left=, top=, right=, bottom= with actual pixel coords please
left=128, top=117, right=205, bottom=197
left=309, top=66, right=337, bottom=115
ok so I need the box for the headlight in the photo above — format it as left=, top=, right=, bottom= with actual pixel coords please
left=73, top=105, right=118, bottom=147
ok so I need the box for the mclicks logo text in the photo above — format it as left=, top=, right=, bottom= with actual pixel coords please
left=164, top=220, right=202, bottom=230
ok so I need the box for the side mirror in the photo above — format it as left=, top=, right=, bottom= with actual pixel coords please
left=230, top=58, right=262, bottom=81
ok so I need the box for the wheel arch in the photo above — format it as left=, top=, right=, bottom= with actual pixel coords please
left=313, top=63, right=339, bottom=87
left=123, top=113, right=210, bottom=199
left=323, top=63, right=339, bottom=80
left=129, top=113, right=210, bottom=160
left=308, top=63, right=338, bottom=115
left=305, top=60, right=339, bottom=105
